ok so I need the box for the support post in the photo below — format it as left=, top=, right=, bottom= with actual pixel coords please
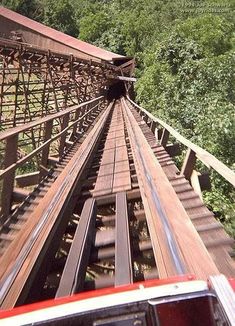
left=160, top=128, right=170, bottom=147
left=181, top=148, right=196, bottom=180
left=150, top=120, right=157, bottom=133
left=143, top=113, right=148, bottom=123
left=1, top=135, right=18, bottom=222
left=58, top=113, right=70, bottom=157
left=71, top=108, right=80, bottom=139
left=40, top=120, right=53, bottom=179
left=190, top=170, right=203, bottom=200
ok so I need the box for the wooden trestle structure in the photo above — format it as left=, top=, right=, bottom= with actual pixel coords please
left=0, top=7, right=234, bottom=313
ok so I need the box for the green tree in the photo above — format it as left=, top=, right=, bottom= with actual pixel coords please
left=1, top=0, right=44, bottom=21
left=43, top=0, right=79, bottom=37
left=135, top=13, right=235, bottom=236
left=79, top=11, right=110, bottom=44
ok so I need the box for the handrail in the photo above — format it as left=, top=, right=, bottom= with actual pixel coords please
left=0, top=97, right=104, bottom=179
left=0, top=104, right=100, bottom=180
left=0, top=96, right=105, bottom=219
left=0, top=96, right=104, bottom=141
left=127, top=96, right=235, bottom=188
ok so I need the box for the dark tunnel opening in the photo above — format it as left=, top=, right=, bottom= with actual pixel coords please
left=107, top=81, right=126, bottom=101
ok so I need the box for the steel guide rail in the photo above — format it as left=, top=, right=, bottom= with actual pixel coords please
left=122, top=99, right=185, bottom=276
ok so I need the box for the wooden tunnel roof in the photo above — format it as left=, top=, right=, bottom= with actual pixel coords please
left=0, top=6, right=128, bottom=64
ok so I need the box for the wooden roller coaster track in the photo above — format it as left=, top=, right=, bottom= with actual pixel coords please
left=0, top=7, right=234, bottom=322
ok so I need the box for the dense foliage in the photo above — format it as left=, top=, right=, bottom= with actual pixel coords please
left=2, top=0, right=235, bottom=236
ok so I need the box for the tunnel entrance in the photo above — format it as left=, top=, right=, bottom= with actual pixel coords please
left=107, top=81, right=126, bottom=101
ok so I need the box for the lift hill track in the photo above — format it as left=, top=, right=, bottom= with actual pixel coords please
left=0, top=7, right=234, bottom=323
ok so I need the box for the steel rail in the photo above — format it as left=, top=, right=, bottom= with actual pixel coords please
left=122, top=98, right=185, bottom=275
left=122, top=97, right=219, bottom=279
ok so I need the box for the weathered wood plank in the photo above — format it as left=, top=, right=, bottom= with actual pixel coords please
left=115, top=192, right=133, bottom=286
left=93, top=101, right=131, bottom=196
left=56, top=198, right=96, bottom=297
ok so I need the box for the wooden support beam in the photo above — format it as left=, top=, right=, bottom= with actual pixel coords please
left=115, top=192, right=133, bottom=286
left=205, top=238, right=234, bottom=248
left=95, top=188, right=141, bottom=206
left=40, top=120, right=53, bottom=180
left=12, top=188, right=30, bottom=203
left=16, top=172, right=40, bottom=188
left=72, top=109, right=81, bottom=139
left=77, top=107, right=85, bottom=133
left=199, top=172, right=211, bottom=191
left=165, top=143, right=181, bottom=157
left=95, top=229, right=115, bottom=247
left=47, top=52, right=59, bottom=112
left=1, top=135, right=18, bottom=221
left=160, top=128, right=170, bottom=147
left=143, top=113, right=148, bottom=123
left=58, top=113, right=70, bottom=157
left=150, top=120, right=157, bottom=133
left=189, top=171, right=211, bottom=199
left=181, top=148, right=196, bottom=180
left=91, top=240, right=152, bottom=262
left=196, top=222, right=222, bottom=233
left=190, top=170, right=203, bottom=200
left=85, top=268, right=158, bottom=291
left=157, top=128, right=163, bottom=141
left=48, top=157, right=59, bottom=165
